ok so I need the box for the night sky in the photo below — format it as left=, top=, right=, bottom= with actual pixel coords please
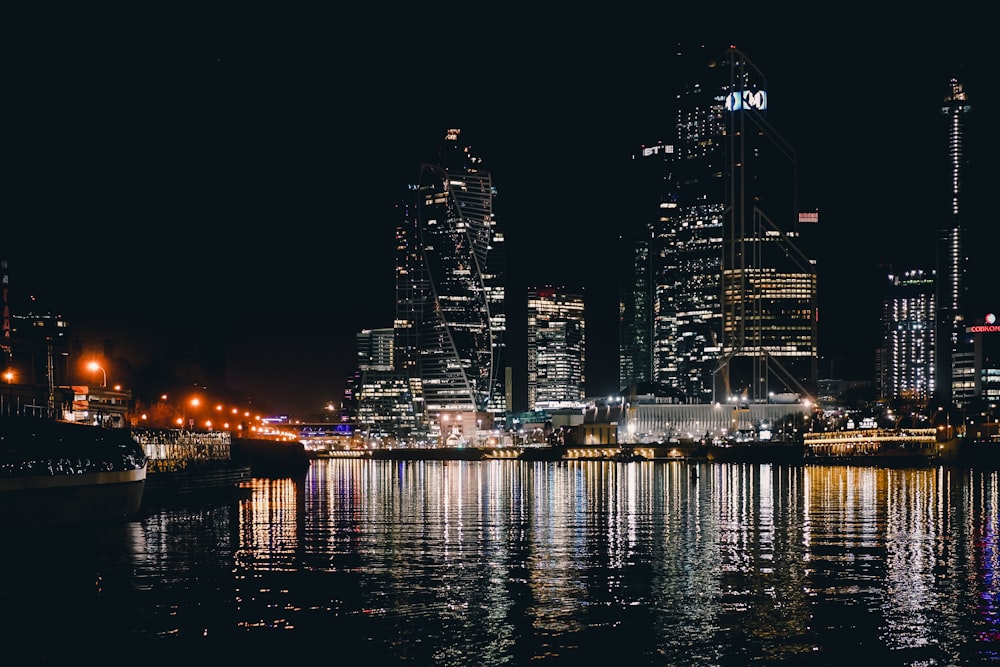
left=5, top=9, right=994, bottom=417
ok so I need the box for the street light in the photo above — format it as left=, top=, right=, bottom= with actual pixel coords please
left=87, top=361, right=107, bottom=387
left=3, top=370, right=13, bottom=415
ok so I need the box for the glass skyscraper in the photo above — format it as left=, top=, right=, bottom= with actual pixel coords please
left=401, top=129, right=506, bottom=436
left=354, top=327, right=417, bottom=443
left=620, top=142, right=672, bottom=393
left=527, top=287, right=585, bottom=410
left=621, top=46, right=817, bottom=405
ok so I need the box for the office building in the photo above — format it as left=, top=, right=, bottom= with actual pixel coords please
left=527, top=287, right=585, bottom=410
left=354, top=327, right=417, bottom=444
left=403, top=129, right=506, bottom=437
left=968, top=314, right=1000, bottom=413
left=621, top=45, right=817, bottom=406
left=619, top=143, right=673, bottom=391
left=883, top=269, right=936, bottom=403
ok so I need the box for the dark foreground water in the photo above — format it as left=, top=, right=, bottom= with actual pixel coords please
left=3, top=459, right=1000, bottom=665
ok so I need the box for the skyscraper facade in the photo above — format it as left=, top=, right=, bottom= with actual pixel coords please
left=883, top=269, right=936, bottom=403
left=394, top=199, right=426, bottom=429
left=713, top=48, right=817, bottom=404
left=404, top=129, right=506, bottom=436
left=354, top=327, right=416, bottom=442
left=527, top=287, right=585, bottom=410
left=621, top=46, right=817, bottom=405
left=619, top=143, right=673, bottom=392
left=937, top=78, right=972, bottom=407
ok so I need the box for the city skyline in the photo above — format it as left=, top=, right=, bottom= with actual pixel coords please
left=6, top=11, right=993, bottom=417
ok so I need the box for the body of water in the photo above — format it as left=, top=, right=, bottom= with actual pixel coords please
left=3, top=458, right=1000, bottom=665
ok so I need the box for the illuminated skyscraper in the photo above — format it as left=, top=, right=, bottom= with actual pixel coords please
left=936, top=78, right=972, bottom=406
left=883, top=269, right=936, bottom=403
left=622, top=46, right=817, bottom=405
left=407, top=129, right=506, bottom=433
left=620, top=143, right=673, bottom=392
left=527, top=287, right=585, bottom=410
left=355, top=327, right=416, bottom=442
left=394, top=199, right=426, bottom=428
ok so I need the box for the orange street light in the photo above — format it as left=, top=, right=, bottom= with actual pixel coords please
left=87, top=361, right=107, bottom=387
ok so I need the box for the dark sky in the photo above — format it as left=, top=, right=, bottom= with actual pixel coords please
left=5, top=9, right=994, bottom=417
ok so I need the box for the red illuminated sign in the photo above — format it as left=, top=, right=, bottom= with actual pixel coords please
left=969, top=325, right=1000, bottom=333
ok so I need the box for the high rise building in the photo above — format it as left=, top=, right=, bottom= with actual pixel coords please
left=967, top=314, right=1000, bottom=413
left=621, top=46, right=817, bottom=406
left=402, top=129, right=506, bottom=437
left=620, top=143, right=674, bottom=392
left=883, top=269, right=936, bottom=403
left=393, top=200, right=425, bottom=427
left=936, top=78, right=972, bottom=406
left=527, top=287, right=585, bottom=410
left=354, top=327, right=416, bottom=444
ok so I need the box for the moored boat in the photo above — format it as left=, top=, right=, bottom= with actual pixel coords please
left=230, top=436, right=311, bottom=477
left=0, top=416, right=147, bottom=526
left=130, top=428, right=251, bottom=500
left=803, top=428, right=956, bottom=466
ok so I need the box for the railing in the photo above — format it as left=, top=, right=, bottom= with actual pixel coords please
left=130, top=429, right=233, bottom=472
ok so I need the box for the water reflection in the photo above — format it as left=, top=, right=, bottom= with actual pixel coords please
left=3, top=461, right=1000, bottom=664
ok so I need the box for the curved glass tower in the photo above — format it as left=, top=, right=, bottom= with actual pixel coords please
left=414, top=129, right=506, bottom=428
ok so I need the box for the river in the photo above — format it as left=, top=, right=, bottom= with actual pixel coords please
left=2, top=458, right=999, bottom=665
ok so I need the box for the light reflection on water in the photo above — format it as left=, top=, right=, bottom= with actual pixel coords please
left=2, top=460, right=1000, bottom=665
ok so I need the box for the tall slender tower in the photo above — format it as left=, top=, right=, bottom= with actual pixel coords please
left=394, top=199, right=426, bottom=428
left=936, top=78, right=972, bottom=406
left=412, top=129, right=506, bottom=433
left=620, top=142, right=674, bottom=394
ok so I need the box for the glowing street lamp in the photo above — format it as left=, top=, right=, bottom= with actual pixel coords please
left=87, top=361, right=107, bottom=387
left=3, top=369, right=13, bottom=416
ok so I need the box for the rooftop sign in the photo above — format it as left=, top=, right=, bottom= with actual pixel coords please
left=725, top=90, right=767, bottom=111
